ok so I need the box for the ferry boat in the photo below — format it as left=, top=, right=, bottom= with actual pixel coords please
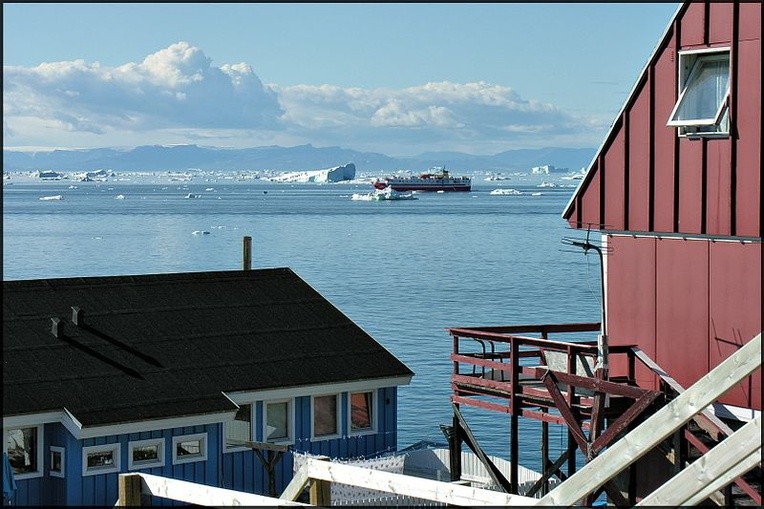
left=373, top=167, right=471, bottom=192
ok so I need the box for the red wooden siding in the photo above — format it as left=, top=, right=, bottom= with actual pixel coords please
left=651, top=33, right=678, bottom=234
left=706, top=140, right=732, bottom=236
left=680, top=2, right=706, bottom=47
left=603, top=129, right=627, bottom=230
left=677, top=138, right=704, bottom=234
left=709, top=241, right=762, bottom=408
left=604, top=235, right=761, bottom=410
left=564, top=1, right=761, bottom=239
left=709, top=2, right=734, bottom=45
left=735, top=22, right=762, bottom=237
left=604, top=235, right=657, bottom=390
left=627, top=80, right=652, bottom=232
left=655, top=238, right=709, bottom=389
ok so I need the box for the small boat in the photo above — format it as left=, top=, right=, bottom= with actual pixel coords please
left=373, top=167, right=471, bottom=192
left=351, top=188, right=417, bottom=201
left=184, top=193, right=201, bottom=199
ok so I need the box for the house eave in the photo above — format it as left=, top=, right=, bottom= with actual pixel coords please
left=224, top=375, right=414, bottom=404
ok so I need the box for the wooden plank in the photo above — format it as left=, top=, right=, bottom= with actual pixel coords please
left=118, top=473, right=142, bottom=506
left=308, top=455, right=331, bottom=507
left=536, top=333, right=761, bottom=506
left=631, top=346, right=734, bottom=439
left=302, top=457, right=536, bottom=506
left=636, top=415, right=762, bottom=506
left=226, top=438, right=289, bottom=452
left=452, top=403, right=513, bottom=493
left=279, top=465, right=309, bottom=502
left=138, top=472, right=307, bottom=506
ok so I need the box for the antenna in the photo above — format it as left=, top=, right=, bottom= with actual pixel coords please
left=561, top=228, right=610, bottom=378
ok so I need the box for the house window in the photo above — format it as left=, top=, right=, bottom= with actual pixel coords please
left=172, top=433, right=207, bottom=465
left=49, top=446, right=65, bottom=478
left=349, top=391, right=376, bottom=434
left=82, top=443, right=121, bottom=476
left=225, top=403, right=252, bottom=450
left=128, top=438, right=165, bottom=470
left=5, top=425, right=43, bottom=479
left=312, top=394, right=339, bottom=438
left=667, top=48, right=730, bottom=136
left=265, top=400, right=292, bottom=443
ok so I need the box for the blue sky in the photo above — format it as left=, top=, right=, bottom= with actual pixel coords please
left=3, top=3, right=680, bottom=156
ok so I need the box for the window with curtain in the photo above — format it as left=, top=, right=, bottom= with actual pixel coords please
left=313, top=394, right=338, bottom=437
left=668, top=49, right=730, bottom=136
left=350, top=391, right=374, bottom=432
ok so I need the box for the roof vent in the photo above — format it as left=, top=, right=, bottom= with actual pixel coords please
left=51, top=317, right=63, bottom=338
left=243, top=235, right=252, bottom=271
left=72, top=306, right=83, bottom=326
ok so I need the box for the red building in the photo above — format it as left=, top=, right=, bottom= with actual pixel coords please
left=563, top=0, right=761, bottom=415
left=446, top=2, right=760, bottom=505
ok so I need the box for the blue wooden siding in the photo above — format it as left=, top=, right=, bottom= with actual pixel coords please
left=5, top=386, right=400, bottom=506
left=221, top=387, right=400, bottom=496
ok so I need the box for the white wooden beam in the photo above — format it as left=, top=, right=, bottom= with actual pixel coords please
left=136, top=473, right=308, bottom=506
left=636, top=415, right=762, bottom=506
left=301, top=457, right=537, bottom=506
left=279, top=464, right=310, bottom=502
left=536, top=333, right=761, bottom=506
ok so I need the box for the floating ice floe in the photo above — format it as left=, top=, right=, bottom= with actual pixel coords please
left=192, top=230, right=211, bottom=235
left=489, top=188, right=522, bottom=195
left=39, top=195, right=64, bottom=201
left=351, top=188, right=417, bottom=201
left=185, top=193, right=201, bottom=199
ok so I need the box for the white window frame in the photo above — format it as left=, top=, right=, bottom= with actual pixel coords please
left=667, top=47, right=731, bottom=136
left=4, top=425, right=44, bottom=480
left=224, top=403, right=253, bottom=452
left=348, top=390, right=377, bottom=436
left=49, top=446, right=65, bottom=478
left=128, top=438, right=165, bottom=470
left=82, top=443, right=121, bottom=476
left=172, top=433, right=207, bottom=465
left=263, top=399, right=294, bottom=445
left=311, top=393, right=341, bottom=440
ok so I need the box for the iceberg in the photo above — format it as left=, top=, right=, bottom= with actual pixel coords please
left=39, top=195, right=64, bottom=201
left=489, top=188, right=522, bottom=195
left=269, top=163, right=356, bottom=183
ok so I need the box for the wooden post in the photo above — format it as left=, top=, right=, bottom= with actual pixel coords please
left=243, top=236, right=252, bottom=270
left=541, top=410, right=549, bottom=496
left=308, top=456, right=331, bottom=506
left=118, top=473, right=142, bottom=506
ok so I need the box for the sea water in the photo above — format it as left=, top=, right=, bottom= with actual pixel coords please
left=2, top=174, right=602, bottom=474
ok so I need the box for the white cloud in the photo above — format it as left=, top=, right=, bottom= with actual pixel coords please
left=3, top=42, right=606, bottom=153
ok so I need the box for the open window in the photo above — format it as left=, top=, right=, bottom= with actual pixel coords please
left=264, top=399, right=293, bottom=444
left=667, top=48, right=730, bottom=136
left=5, top=425, right=44, bottom=480
left=349, top=391, right=376, bottom=435
left=225, top=403, right=252, bottom=451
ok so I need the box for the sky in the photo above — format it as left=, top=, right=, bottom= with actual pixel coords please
left=3, top=3, right=680, bottom=157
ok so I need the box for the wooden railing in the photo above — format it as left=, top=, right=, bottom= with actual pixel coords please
left=115, top=335, right=761, bottom=507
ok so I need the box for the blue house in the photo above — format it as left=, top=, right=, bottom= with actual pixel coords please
left=2, top=268, right=414, bottom=505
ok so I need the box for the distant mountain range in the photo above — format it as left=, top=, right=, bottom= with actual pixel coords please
left=2, top=144, right=595, bottom=174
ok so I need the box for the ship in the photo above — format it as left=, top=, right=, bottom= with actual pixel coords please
left=373, top=167, right=471, bottom=192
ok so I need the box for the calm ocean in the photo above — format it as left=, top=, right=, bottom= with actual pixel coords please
left=2, top=173, right=601, bottom=473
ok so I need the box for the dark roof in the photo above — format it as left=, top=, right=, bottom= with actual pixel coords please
left=3, top=268, right=413, bottom=427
